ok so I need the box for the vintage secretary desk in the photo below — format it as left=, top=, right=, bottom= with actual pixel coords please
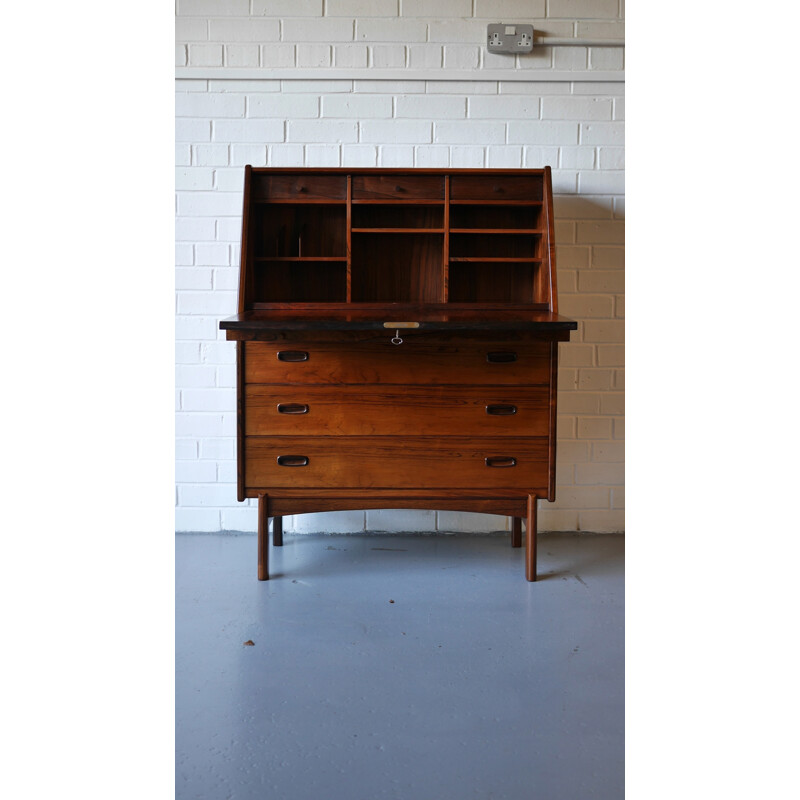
left=220, top=167, right=576, bottom=581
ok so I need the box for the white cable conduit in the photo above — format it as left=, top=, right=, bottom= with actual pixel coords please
left=536, top=38, right=624, bottom=47
left=176, top=68, right=624, bottom=83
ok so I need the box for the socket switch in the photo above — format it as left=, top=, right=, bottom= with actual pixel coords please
left=487, top=23, right=534, bottom=54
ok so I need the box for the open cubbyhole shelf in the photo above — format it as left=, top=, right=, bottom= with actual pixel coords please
left=449, top=203, right=543, bottom=231
left=241, top=169, right=556, bottom=309
left=253, top=203, right=347, bottom=258
left=253, top=260, right=347, bottom=303
left=351, top=203, right=444, bottom=232
left=351, top=232, right=444, bottom=303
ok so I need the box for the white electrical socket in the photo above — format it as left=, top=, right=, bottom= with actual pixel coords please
left=486, top=23, right=534, bottom=54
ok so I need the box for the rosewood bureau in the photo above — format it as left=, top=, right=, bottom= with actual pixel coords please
left=220, top=167, right=576, bottom=581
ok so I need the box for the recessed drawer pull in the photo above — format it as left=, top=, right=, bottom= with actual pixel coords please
left=277, top=455, right=309, bottom=467
left=277, top=403, right=309, bottom=415
left=277, top=350, right=309, bottom=362
left=486, top=351, right=517, bottom=363
left=485, top=456, right=517, bottom=468
left=485, top=404, right=517, bottom=416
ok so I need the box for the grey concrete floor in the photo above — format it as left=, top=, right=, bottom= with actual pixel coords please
left=176, top=532, right=624, bottom=800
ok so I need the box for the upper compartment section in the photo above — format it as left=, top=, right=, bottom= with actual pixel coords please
left=238, top=168, right=558, bottom=313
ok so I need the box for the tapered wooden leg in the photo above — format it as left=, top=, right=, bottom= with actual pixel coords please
left=526, top=494, right=537, bottom=582
left=272, top=516, right=283, bottom=547
left=511, top=517, right=522, bottom=548
left=257, top=494, right=269, bottom=581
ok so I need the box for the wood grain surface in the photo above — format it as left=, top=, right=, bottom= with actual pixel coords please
left=244, top=385, right=550, bottom=436
left=245, top=436, right=549, bottom=490
left=244, top=338, right=550, bottom=386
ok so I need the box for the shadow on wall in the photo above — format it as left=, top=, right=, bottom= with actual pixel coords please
left=544, top=193, right=624, bottom=533
left=552, top=193, right=624, bottom=350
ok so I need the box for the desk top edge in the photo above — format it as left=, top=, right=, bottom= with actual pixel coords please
left=220, top=305, right=577, bottom=332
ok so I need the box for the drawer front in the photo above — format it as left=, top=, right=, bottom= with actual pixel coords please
left=245, top=436, right=548, bottom=489
left=244, top=340, right=550, bottom=386
left=352, top=174, right=444, bottom=201
left=253, top=174, right=347, bottom=202
left=450, top=174, right=543, bottom=202
left=245, top=385, right=550, bottom=437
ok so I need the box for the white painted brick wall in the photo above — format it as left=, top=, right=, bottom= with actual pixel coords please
left=360, top=120, right=432, bottom=143
left=549, top=0, right=618, bottom=18
left=261, top=44, right=296, bottom=67
left=323, top=95, right=394, bottom=118
left=297, top=44, right=332, bottom=67
left=341, top=144, right=377, bottom=166
left=253, top=0, right=322, bottom=15
left=328, top=0, right=397, bottom=15
left=372, top=44, right=406, bottom=68
left=356, top=19, right=427, bottom=43
left=408, top=44, right=443, bottom=69
left=209, top=19, right=279, bottom=43
left=334, top=44, right=369, bottom=67
left=175, top=2, right=624, bottom=535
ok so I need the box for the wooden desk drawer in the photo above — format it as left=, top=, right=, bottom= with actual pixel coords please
left=244, top=340, right=550, bottom=386
left=245, top=436, right=548, bottom=489
left=252, top=173, right=347, bottom=202
left=450, top=174, right=543, bottom=202
left=352, top=174, right=444, bottom=201
left=245, top=385, right=549, bottom=436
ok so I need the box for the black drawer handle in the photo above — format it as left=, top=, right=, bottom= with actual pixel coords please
left=486, top=404, right=517, bottom=416
left=277, top=351, right=309, bottom=362
left=277, top=403, right=309, bottom=415
left=485, top=456, right=517, bottom=468
left=486, top=351, right=517, bottom=363
left=277, top=455, right=309, bottom=467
